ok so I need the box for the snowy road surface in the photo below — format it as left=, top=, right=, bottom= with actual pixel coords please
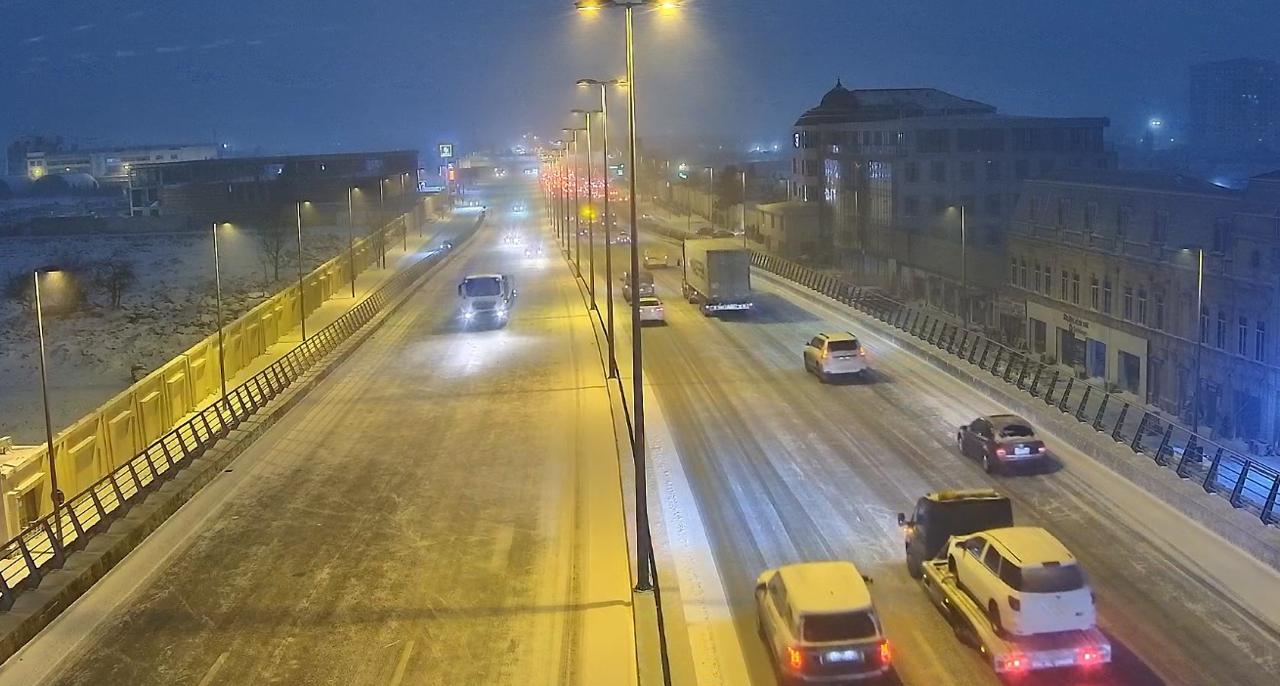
left=0, top=178, right=637, bottom=686
left=587, top=226, right=1280, bottom=686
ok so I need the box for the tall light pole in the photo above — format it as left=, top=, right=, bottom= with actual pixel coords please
left=295, top=201, right=308, bottom=341
left=211, top=223, right=228, bottom=402
left=951, top=204, right=967, bottom=323
left=705, top=165, right=714, bottom=227
left=378, top=178, right=387, bottom=269
left=740, top=169, right=748, bottom=247
left=573, top=108, right=602, bottom=311
left=578, top=78, right=624, bottom=379
left=347, top=188, right=358, bottom=298
left=32, top=267, right=64, bottom=546
left=575, top=0, right=677, bottom=592
left=564, top=127, right=586, bottom=276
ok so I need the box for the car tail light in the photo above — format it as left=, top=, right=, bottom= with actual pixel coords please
left=998, top=653, right=1028, bottom=672
left=858, top=348, right=866, bottom=357
left=1078, top=646, right=1102, bottom=666
left=995, top=448, right=1007, bottom=457
left=879, top=640, right=892, bottom=665
left=1038, top=445, right=1048, bottom=453
left=821, top=350, right=830, bottom=360
left=1008, top=595, right=1021, bottom=612
left=787, top=645, right=804, bottom=671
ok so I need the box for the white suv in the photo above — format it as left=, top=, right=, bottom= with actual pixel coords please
left=803, top=332, right=868, bottom=381
left=755, top=561, right=892, bottom=683
left=947, top=526, right=1096, bottom=637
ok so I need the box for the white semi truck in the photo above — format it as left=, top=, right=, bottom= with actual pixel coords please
left=681, top=238, right=753, bottom=315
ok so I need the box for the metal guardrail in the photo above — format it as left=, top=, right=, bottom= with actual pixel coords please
left=749, top=250, right=1280, bottom=527
left=0, top=215, right=481, bottom=611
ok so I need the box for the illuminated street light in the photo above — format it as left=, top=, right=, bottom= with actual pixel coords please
left=577, top=78, right=625, bottom=379
left=32, top=266, right=65, bottom=545
left=347, top=188, right=359, bottom=298
left=210, top=223, right=230, bottom=403
left=573, top=0, right=681, bottom=593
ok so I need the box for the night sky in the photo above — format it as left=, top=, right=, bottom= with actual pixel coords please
left=3, top=0, right=1277, bottom=155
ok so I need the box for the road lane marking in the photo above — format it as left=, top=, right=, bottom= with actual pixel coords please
left=195, top=651, right=229, bottom=686
left=388, top=639, right=415, bottom=686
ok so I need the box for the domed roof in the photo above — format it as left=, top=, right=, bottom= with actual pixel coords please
left=819, top=79, right=859, bottom=109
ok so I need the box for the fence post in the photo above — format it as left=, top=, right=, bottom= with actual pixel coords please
left=1057, top=377, right=1075, bottom=412
left=1074, top=385, right=1093, bottom=422
left=1175, top=435, right=1199, bottom=478
left=1154, top=425, right=1174, bottom=466
left=927, top=320, right=940, bottom=344
left=1043, top=370, right=1060, bottom=404
left=1028, top=365, right=1045, bottom=396
left=978, top=342, right=993, bottom=370
left=1015, top=357, right=1031, bottom=388
left=1111, top=403, right=1129, bottom=442
left=1261, top=478, right=1279, bottom=524
left=1091, top=393, right=1110, bottom=430
left=1203, top=448, right=1225, bottom=493
left=1229, top=462, right=1251, bottom=508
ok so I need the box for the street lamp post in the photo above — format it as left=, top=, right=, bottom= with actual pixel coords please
left=295, top=201, right=308, bottom=341
left=740, top=170, right=748, bottom=247
left=378, top=179, right=387, bottom=269
left=951, top=204, right=967, bottom=323
left=347, top=188, right=358, bottom=298
left=1182, top=246, right=1205, bottom=429
left=211, top=223, right=228, bottom=402
left=575, top=0, right=674, bottom=592
left=578, top=78, right=623, bottom=379
left=573, top=108, right=602, bottom=311
left=705, top=166, right=714, bottom=228
left=564, top=127, right=586, bottom=276
left=32, top=268, right=64, bottom=546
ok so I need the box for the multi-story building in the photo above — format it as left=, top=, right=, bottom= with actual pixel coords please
left=127, top=150, right=419, bottom=223
left=24, top=143, right=218, bottom=184
left=1006, top=169, right=1280, bottom=443
left=1190, top=58, right=1280, bottom=154
left=790, top=82, right=1113, bottom=336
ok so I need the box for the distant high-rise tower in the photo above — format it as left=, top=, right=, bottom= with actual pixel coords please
left=1190, top=58, right=1280, bottom=154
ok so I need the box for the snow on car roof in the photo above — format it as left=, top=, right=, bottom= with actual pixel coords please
left=639, top=296, right=662, bottom=305
left=984, top=526, right=1075, bottom=566
left=776, top=561, right=872, bottom=612
left=820, top=331, right=860, bottom=342
left=463, top=274, right=504, bottom=281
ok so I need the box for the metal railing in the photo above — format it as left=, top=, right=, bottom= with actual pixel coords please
left=0, top=214, right=482, bottom=611
left=749, top=250, right=1280, bottom=527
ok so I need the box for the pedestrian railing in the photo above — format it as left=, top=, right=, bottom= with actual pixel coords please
left=0, top=214, right=483, bottom=611
left=749, top=250, right=1280, bottom=527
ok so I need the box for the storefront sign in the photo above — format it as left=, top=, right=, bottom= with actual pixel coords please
left=1063, top=313, right=1091, bottom=337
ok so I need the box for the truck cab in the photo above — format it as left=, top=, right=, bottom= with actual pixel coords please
left=899, top=489, right=1013, bottom=577
left=458, top=274, right=516, bottom=325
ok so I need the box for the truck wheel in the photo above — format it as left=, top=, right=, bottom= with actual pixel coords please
left=906, top=553, right=922, bottom=578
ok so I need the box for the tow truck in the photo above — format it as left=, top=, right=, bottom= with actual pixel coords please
left=899, top=490, right=1112, bottom=676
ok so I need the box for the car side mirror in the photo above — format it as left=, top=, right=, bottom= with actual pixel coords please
left=958, top=425, right=967, bottom=433
left=897, top=512, right=906, bottom=527
left=755, top=581, right=766, bottom=593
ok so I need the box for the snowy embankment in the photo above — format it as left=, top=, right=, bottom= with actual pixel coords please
left=0, top=226, right=348, bottom=443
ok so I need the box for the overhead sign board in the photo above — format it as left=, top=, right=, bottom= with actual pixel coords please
left=438, top=143, right=455, bottom=159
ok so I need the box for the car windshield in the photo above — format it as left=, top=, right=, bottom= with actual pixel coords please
left=1009, top=563, right=1087, bottom=593
left=802, top=611, right=878, bottom=642
left=462, top=278, right=502, bottom=297
left=827, top=339, right=861, bottom=352
left=998, top=424, right=1035, bottom=438
left=640, top=297, right=661, bottom=306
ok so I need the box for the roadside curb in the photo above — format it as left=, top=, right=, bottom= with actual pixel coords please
left=0, top=218, right=480, bottom=664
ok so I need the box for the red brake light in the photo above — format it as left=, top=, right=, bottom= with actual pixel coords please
left=995, top=448, right=1007, bottom=457
left=1008, top=595, right=1021, bottom=612
left=1078, top=646, right=1101, bottom=665
left=999, top=653, right=1029, bottom=672
left=787, top=645, right=804, bottom=670
left=879, top=640, right=892, bottom=665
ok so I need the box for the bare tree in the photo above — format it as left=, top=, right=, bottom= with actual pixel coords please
left=2, top=272, right=33, bottom=311
left=256, top=223, right=291, bottom=284
left=91, top=255, right=137, bottom=309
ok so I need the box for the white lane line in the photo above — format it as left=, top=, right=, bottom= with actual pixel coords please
left=645, top=385, right=753, bottom=686
left=195, top=651, right=229, bottom=686
left=388, top=639, right=416, bottom=686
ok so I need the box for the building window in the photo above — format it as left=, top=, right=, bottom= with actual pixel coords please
left=1057, top=198, right=1071, bottom=228
left=1137, top=288, right=1147, bottom=324
left=960, top=161, right=975, bottom=182
left=1042, top=264, right=1052, bottom=295
left=1061, top=269, right=1069, bottom=300
left=1154, top=292, right=1165, bottom=330
left=1102, top=278, right=1112, bottom=313
left=1071, top=272, right=1080, bottom=304
left=985, top=159, right=1000, bottom=181
left=1020, top=259, right=1028, bottom=288
left=905, top=162, right=919, bottom=183
left=1239, top=317, right=1249, bottom=356
left=1117, top=205, right=1132, bottom=239
left=1084, top=202, right=1098, bottom=233
left=1090, top=276, right=1099, bottom=309
left=1032, top=262, right=1042, bottom=293
left=1216, top=311, right=1227, bottom=349
left=1039, top=158, right=1056, bottom=175
left=904, top=196, right=919, bottom=216
left=1011, top=258, right=1019, bottom=286
left=1212, top=218, right=1232, bottom=254
left=1123, top=286, right=1133, bottom=321
left=1016, top=159, right=1030, bottom=179
left=1153, top=210, right=1169, bottom=244
left=1250, top=250, right=1261, bottom=268
left=1200, top=307, right=1209, bottom=344
left=1256, top=322, right=1267, bottom=362
left=930, top=160, right=946, bottom=183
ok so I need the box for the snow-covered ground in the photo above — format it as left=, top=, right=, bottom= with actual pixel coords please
left=0, top=225, right=350, bottom=443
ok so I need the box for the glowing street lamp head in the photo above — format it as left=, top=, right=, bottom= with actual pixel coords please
left=574, top=0, right=604, bottom=11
